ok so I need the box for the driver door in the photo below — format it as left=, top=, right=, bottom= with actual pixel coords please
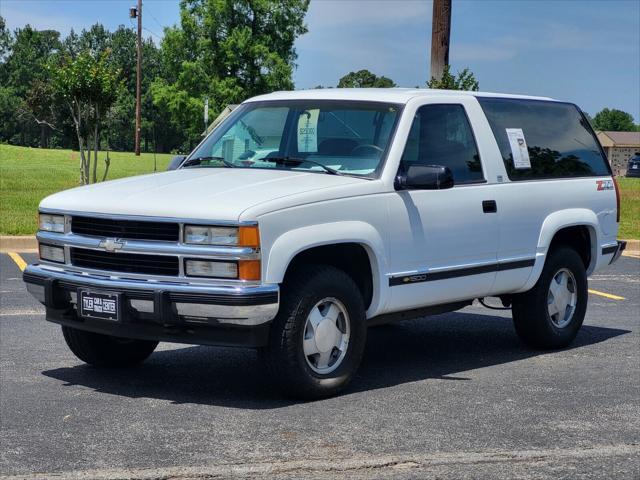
left=385, top=102, right=500, bottom=311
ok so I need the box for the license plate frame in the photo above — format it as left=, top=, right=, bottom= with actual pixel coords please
left=78, top=289, right=121, bottom=321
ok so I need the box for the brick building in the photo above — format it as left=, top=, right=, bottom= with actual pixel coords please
left=596, top=131, right=640, bottom=176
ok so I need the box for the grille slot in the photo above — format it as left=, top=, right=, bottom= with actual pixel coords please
left=70, top=248, right=179, bottom=276
left=71, top=216, right=180, bottom=242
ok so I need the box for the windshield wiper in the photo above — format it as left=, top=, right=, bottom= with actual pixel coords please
left=181, top=156, right=236, bottom=168
left=263, top=156, right=342, bottom=176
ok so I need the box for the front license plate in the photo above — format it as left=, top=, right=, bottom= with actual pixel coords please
left=79, top=290, right=120, bottom=321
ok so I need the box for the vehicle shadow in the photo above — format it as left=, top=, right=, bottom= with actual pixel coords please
left=42, top=311, right=630, bottom=409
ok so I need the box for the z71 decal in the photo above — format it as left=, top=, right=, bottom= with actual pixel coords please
left=596, top=179, right=614, bottom=191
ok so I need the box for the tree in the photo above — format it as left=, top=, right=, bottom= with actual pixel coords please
left=337, top=69, right=396, bottom=88
left=0, top=16, right=13, bottom=87
left=24, top=80, right=60, bottom=148
left=0, top=16, right=12, bottom=64
left=4, top=26, right=61, bottom=97
left=592, top=108, right=636, bottom=132
left=0, top=86, right=27, bottom=143
left=427, top=64, right=478, bottom=91
left=51, top=51, right=120, bottom=184
left=154, top=0, right=309, bottom=148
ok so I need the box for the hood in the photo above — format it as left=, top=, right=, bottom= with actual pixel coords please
left=40, top=168, right=364, bottom=221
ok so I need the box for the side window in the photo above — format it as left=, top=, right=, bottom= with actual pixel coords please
left=478, top=98, right=611, bottom=180
left=401, top=104, right=484, bottom=184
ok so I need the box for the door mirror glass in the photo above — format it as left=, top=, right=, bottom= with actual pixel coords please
left=167, top=155, right=186, bottom=171
left=396, top=164, right=454, bottom=190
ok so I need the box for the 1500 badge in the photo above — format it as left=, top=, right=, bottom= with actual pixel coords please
left=596, top=179, right=614, bottom=191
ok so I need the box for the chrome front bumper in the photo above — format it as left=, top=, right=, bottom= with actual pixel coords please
left=23, top=264, right=279, bottom=347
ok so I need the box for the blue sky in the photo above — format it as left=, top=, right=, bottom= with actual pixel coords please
left=2, top=0, right=639, bottom=120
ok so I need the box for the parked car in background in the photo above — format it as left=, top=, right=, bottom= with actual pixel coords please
left=626, top=153, right=640, bottom=177
left=24, top=88, right=626, bottom=399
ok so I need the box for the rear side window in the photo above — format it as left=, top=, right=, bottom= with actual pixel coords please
left=478, top=98, right=610, bottom=180
left=401, top=104, right=484, bottom=184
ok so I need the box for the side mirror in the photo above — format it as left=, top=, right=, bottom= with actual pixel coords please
left=167, top=155, right=186, bottom=171
left=395, top=164, right=454, bottom=190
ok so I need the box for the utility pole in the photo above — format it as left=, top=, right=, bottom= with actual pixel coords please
left=430, top=0, right=452, bottom=82
left=130, top=0, right=143, bottom=156
left=204, top=97, right=209, bottom=133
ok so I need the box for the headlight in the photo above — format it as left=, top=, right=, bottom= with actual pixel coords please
left=184, top=226, right=238, bottom=245
left=185, top=259, right=238, bottom=278
left=39, top=244, right=65, bottom=263
left=39, top=214, right=65, bottom=233
left=183, top=225, right=259, bottom=247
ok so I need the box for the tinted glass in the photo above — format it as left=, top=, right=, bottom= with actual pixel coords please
left=187, top=101, right=401, bottom=177
left=478, top=98, right=610, bottom=180
left=401, top=104, right=483, bottom=184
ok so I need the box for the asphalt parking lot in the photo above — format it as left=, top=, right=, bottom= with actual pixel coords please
left=1, top=252, right=638, bottom=479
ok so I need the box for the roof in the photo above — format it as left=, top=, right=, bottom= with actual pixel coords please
left=246, top=88, right=555, bottom=105
left=596, top=131, right=640, bottom=147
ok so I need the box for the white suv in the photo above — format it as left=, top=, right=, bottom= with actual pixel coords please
left=24, top=88, right=626, bottom=398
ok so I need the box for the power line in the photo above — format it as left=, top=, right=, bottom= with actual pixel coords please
left=145, top=8, right=166, bottom=33
left=143, top=27, right=161, bottom=40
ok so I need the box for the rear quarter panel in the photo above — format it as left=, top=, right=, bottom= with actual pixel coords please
left=492, top=176, right=618, bottom=294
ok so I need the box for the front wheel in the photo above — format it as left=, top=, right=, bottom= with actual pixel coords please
left=62, top=326, right=158, bottom=367
left=512, top=247, right=588, bottom=349
left=262, top=265, right=367, bottom=399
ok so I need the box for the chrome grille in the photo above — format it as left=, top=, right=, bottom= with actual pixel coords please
left=71, top=215, right=179, bottom=242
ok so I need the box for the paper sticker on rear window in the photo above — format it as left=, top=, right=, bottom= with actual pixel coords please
left=297, top=109, right=319, bottom=153
left=506, top=128, right=531, bottom=169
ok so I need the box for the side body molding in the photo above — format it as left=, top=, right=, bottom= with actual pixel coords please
left=264, top=221, right=389, bottom=317
left=519, top=208, right=599, bottom=292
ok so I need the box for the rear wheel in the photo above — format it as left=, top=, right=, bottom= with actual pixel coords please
left=262, top=265, right=367, bottom=399
left=512, top=247, right=588, bottom=349
left=62, top=326, right=158, bottom=367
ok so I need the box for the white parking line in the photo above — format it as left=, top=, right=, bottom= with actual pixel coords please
left=0, top=308, right=45, bottom=317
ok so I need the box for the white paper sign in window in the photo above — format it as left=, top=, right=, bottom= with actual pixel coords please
left=506, top=128, right=531, bottom=169
left=297, top=109, right=319, bottom=153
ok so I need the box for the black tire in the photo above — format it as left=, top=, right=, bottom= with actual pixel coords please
left=512, top=246, right=588, bottom=349
left=62, top=326, right=158, bottom=367
left=262, top=265, right=367, bottom=399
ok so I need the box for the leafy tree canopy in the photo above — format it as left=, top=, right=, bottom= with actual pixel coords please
left=592, top=108, right=637, bottom=132
left=337, top=69, right=396, bottom=88
left=4, top=25, right=61, bottom=96
left=0, top=16, right=12, bottom=62
left=51, top=50, right=121, bottom=183
left=154, top=0, right=309, bottom=146
left=427, top=64, right=479, bottom=91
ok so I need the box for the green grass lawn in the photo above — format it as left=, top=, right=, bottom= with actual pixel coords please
left=617, top=177, right=640, bottom=240
left=1, top=144, right=639, bottom=238
left=0, top=144, right=173, bottom=235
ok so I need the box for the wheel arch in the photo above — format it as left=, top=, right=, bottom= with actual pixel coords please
left=264, top=222, right=388, bottom=316
left=521, top=209, right=599, bottom=291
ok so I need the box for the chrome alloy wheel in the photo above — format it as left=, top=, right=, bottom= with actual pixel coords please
left=547, top=268, right=578, bottom=328
left=303, top=297, right=351, bottom=374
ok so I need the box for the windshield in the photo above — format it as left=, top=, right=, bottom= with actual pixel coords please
left=185, top=100, right=401, bottom=177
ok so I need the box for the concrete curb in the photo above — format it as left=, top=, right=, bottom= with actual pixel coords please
left=0, top=236, right=37, bottom=253
left=623, top=238, right=640, bottom=254
left=1, top=235, right=638, bottom=254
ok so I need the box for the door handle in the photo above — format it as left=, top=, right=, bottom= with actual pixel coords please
left=482, top=200, right=497, bottom=213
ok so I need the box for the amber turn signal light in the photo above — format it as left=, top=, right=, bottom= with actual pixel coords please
left=238, top=260, right=261, bottom=281
left=238, top=226, right=260, bottom=247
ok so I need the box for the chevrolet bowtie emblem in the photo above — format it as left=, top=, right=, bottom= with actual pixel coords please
left=99, top=238, right=125, bottom=252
